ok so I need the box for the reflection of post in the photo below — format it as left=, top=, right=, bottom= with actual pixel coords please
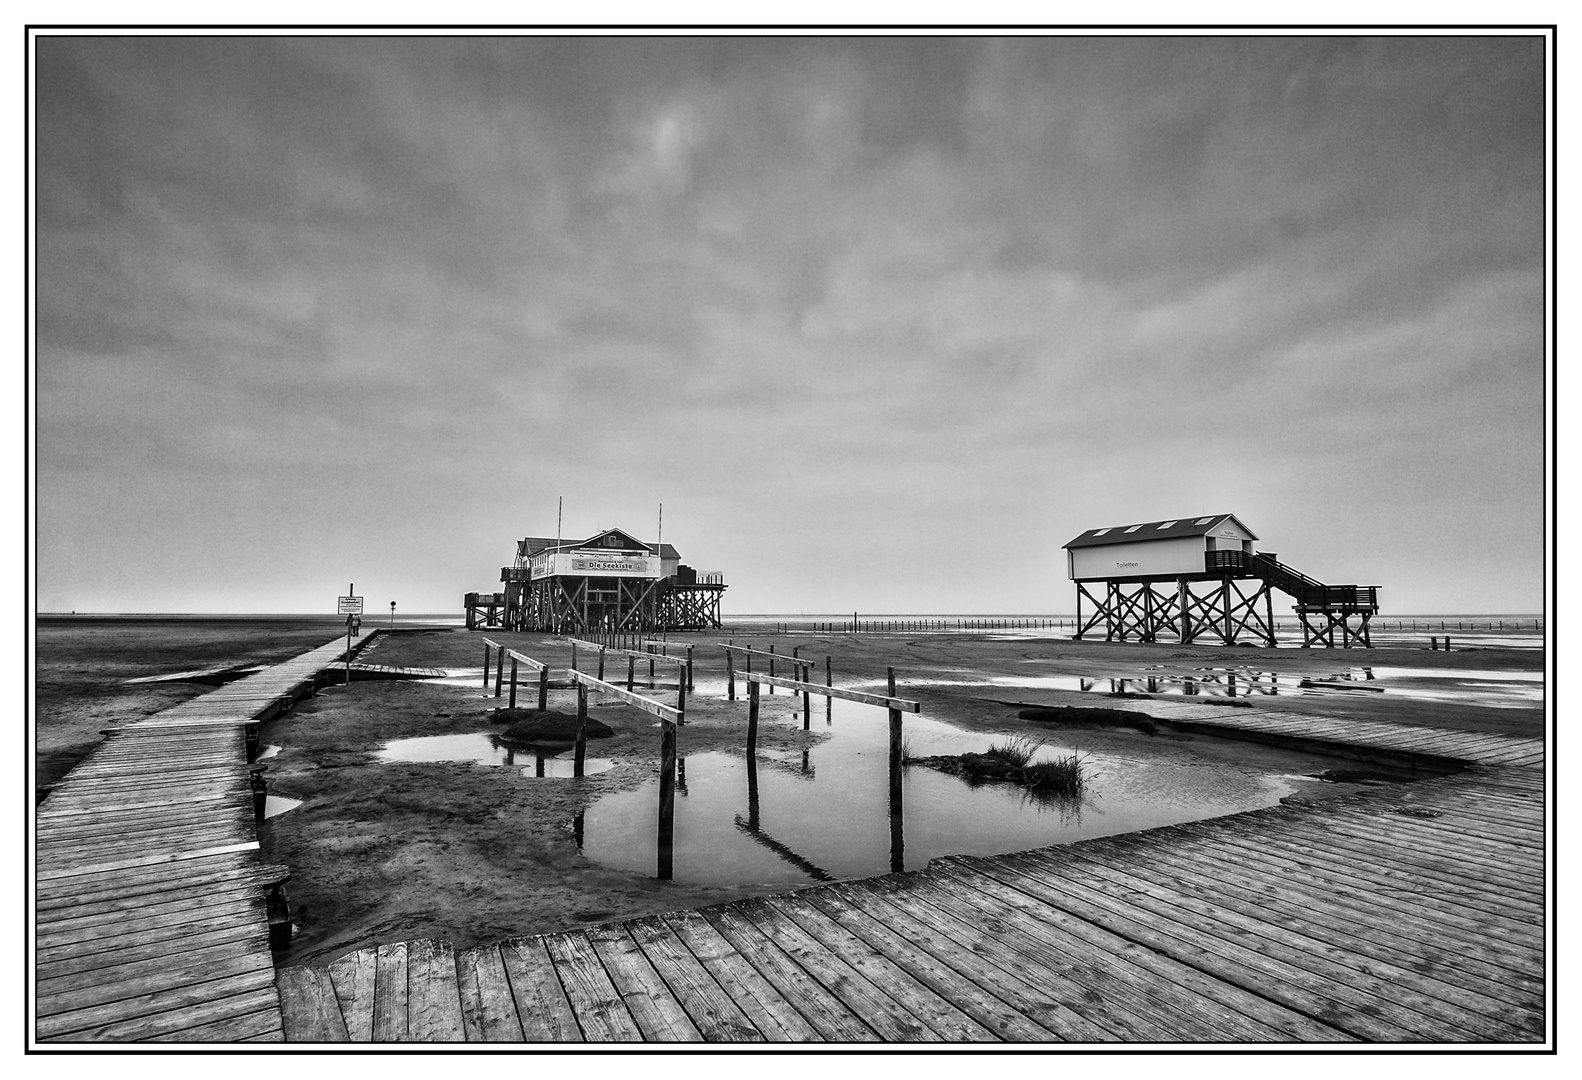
left=677, top=756, right=687, bottom=796
left=536, top=752, right=546, bottom=778
left=573, top=811, right=584, bottom=850
left=658, top=718, right=676, bottom=881
left=888, top=667, right=904, bottom=875
left=747, top=680, right=759, bottom=757
left=746, top=750, right=760, bottom=831
left=574, top=684, right=588, bottom=777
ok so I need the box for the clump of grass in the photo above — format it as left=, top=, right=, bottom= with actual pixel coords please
left=984, top=735, right=1040, bottom=769
left=1020, top=752, right=1088, bottom=798
left=899, top=736, right=918, bottom=764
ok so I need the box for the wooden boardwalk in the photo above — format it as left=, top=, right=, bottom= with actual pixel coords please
left=278, top=760, right=1546, bottom=1043
left=1095, top=699, right=1546, bottom=769
left=34, top=635, right=362, bottom=1043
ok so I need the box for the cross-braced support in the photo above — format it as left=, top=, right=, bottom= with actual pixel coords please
left=1297, top=607, right=1374, bottom=648
left=1074, top=577, right=1276, bottom=647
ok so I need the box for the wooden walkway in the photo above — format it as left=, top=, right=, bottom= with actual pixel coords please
left=1092, top=698, right=1546, bottom=769
left=34, top=635, right=362, bottom=1043
left=278, top=760, right=1546, bottom=1042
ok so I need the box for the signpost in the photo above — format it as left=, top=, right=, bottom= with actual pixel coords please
left=389, top=601, right=396, bottom=629
left=338, top=584, right=363, bottom=684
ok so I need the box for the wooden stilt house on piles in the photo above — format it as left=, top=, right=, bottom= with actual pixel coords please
left=1063, top=514, right=1380, bottom=647
left=496, top=527, right=725, bottom=635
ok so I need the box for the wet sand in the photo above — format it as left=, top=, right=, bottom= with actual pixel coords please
left=250, top=626, right=1544, bottom=967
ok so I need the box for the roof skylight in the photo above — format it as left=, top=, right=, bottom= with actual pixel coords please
left=1159, top=521, right=1177, bottom=529
left=1194, top=517, right=1214, bottom=525
left=1124, top=525, right=1141, bottom=533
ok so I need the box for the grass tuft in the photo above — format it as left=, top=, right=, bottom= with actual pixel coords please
left=984, top=735, right=1041, bottom=769
left=1020, top=752, right=1088, bottom=798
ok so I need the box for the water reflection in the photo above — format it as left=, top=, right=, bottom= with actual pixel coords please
left=580, top=700, right=1359, bottom=888
left=375, top=733, right=614, bottom=777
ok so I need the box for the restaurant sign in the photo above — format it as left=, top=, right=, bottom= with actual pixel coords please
left=529, top=552, right=660, bottom=580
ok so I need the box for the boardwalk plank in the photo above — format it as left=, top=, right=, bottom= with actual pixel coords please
left=804, top=885, right=1069, bottom=1042
left=37, top=968, right=279, bottom=1041
left=455, top=944, right=525, bottom=1042
left=984, top=851, right=1460, bottom=1042
left=700, top=906, right=880, bottom=1041
left=733, top=896, right=941, bottom=1042
left=1053, top=844, right=1538, bottom=1040
left=541, top=931, right=643, bottom=1041
left=498, top=937, right=582, bottom=1042
left=584, top=925, right=703, bottom=1042
left=658, top=910, right=820, bottom=1042
left=276, top=966, right=349, bottom=1042
left=625, top=916, right=762, bottom=1041
left=406, top=938, right=466, bottom=1042
left=327, top=947, right=377, bottom=1043
left=766, top=892, right=997, bottom=1042
left=370, top=942, right=409, bottom=1042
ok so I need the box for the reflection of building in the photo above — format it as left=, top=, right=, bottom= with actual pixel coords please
left=1063, top=514, right=1380, bottom=647
left=495, top=527, right=725, bottom=634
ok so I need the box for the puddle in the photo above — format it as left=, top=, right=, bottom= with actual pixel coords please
left=263, top=795, right=301, bottom=819
left=374, top=732, right=615, bottom=776
left=577, top=698, right=1378, bottom=887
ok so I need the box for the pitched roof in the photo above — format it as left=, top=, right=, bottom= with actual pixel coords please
left=1062, top=514, right=1257, bottom=549
left=516, top=534, right=681, bottom=560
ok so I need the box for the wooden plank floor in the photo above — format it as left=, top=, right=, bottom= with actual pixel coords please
left=1092, top=698, right=1546, bottom=769
left=34, top=635, right=364, bottom=1043
left=278, top=759, right=1547, bottom=1044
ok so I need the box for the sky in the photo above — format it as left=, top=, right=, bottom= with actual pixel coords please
left=32, top=33, right=1549, bottom=616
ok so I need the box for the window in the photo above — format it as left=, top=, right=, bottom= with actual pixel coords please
left=1093, top=528, right=1111, bottom=536
left=1124, top=525, right=1141, bottom=533
left=1158, top=521, right=1177, bottom=529
left=1194, top=517, right=1214, bottom=525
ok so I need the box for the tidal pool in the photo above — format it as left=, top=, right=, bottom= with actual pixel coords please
left=374, top=732, right=615, bottom=777
left=577, top=698, right=1382, bottom=888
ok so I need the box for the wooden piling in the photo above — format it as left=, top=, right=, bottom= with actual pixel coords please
left=482, top=642, right=490, bottom=687
left=726, top=648, right=735, bottom=702
left=746, top=680, right=759, bottom=757
left=538, top=665, right=549, bottom=711
left=887, top=666, right=903, bottom=874
left=494, top=643, right=506, bottom=697
left=627, top=656, right=635, bottom=692
left=508, top=659, right=518, bottom=709
left=658, top=718, right=677, bottom=881
left=574, top=684, right=588, bottom=777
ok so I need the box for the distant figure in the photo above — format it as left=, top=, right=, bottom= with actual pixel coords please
left=352, top=615, right=362, bottom=636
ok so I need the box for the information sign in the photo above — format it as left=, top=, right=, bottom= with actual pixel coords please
left=338, top=596, right=364, bottom=615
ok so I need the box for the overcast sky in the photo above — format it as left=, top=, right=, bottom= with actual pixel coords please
left=34, top=34, right=1547, bottom=615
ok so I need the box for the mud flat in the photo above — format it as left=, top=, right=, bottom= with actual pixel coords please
left=248, top=625, right=1543, bottom=968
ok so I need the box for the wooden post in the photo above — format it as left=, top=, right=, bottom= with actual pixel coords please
left=795, top=646, right=809, bottom=729
left=745, top=750, right=759, bottom=831
left=648, top=656, right=656, bottom=691
left=768, top=645, right=775, bottom=694
left=726, top=648, right=736, bottom=701
left=887, top=666, right=903, bottom=875
left=627, top=656, right=635, bottom=692
left=597, top=647, right=606, bottom=682
left=508, top=659, right=518, bottom=709
left=574, top=684, right=588, bottom=777
left=482, top=642, right=490, bottom=686
left=658, top=718, right=676, bottom=881
left=826, top=655, right=833, bottom=723
left=676, top=673, right=686, bottom=727
left=685, top=645, right=694, bottom=692
left=538, top=666, right=549, bottom=711
left=747, top=679, right=759, bottom=757
left=494, top=642, right=506, bottom=697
